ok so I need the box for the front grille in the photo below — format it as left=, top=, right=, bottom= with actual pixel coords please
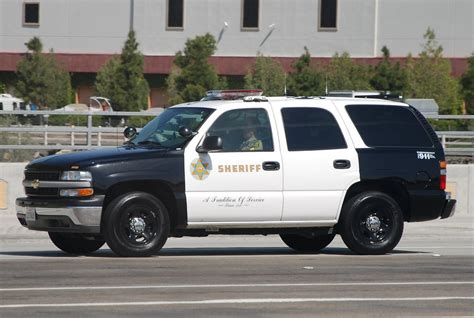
left=25, top=171, right=60, bottom=181
left=25, top=187, right=59, bottom=197
left=24, top=170, right=62, bottom=198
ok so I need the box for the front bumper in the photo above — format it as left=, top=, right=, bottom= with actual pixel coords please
left=16, top=196, right=104, bottom=233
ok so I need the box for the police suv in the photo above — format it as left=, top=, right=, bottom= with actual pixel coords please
left=16, top=90, right=456, bottom=256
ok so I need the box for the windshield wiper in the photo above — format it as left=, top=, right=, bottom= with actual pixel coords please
left=137, top=140, right=162, bottom=147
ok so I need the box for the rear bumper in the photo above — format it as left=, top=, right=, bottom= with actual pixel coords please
left=440, top=198, right=456, bottom=219
left=15, top=196, right=104, bottom=233
left=408, top=190, right=456, bottom=222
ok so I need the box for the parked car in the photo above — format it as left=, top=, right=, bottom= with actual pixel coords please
left=0, top=94, right=28, bottom=111
left=55, top=97, right=114, bottom=113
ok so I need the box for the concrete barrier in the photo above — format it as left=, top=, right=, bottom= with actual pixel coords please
left=445, top=164, right=473, bottom=215
left=0, top=163, right=28, bottom=214
left=0, top=163, right=472, bottom=217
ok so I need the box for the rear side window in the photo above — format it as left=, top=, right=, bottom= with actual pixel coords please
left=346, top=105, right=433, bottom=147
left=281, top=107, right=347, bottom=151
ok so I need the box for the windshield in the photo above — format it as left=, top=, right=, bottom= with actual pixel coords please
left=129, top=107, right=214, bottom=148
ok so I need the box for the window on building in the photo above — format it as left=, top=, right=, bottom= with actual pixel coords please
left=167, top=0, right=184, bottom=29
left=207, top=108, right=274, bottom=152
left=319, top=0, right=337, bottom=30
left=345, top=105, right=433, bottom=147
left=242, top=0, right=259, bottom=30
left=23, top=2, right=39, bottom=26
left=281, top=108, right=347, bottom=151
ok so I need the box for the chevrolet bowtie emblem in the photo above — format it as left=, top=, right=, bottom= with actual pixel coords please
left=31, top=179, right=40, bottom=189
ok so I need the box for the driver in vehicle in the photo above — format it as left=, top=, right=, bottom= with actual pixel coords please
left=240, top=126, right=263, bottom=151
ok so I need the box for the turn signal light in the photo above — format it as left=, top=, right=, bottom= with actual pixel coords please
left=60, top=188, right=94, bottom=197
left=439, top=161, right=447, bottom=190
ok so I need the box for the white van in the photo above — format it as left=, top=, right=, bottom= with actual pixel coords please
left=0, top=94, right=28, bottom=111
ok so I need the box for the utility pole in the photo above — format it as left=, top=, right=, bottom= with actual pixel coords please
left=129, top=0, right=135, bottom=31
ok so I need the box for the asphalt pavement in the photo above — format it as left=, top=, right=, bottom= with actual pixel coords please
left=0, top=213, right=473, bottom=317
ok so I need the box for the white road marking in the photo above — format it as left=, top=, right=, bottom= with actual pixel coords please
left=1, top=281, right=473, bottom=292
left=1, top=296, right=473, bottom=309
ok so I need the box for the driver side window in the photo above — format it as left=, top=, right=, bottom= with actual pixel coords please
left=207, top=108, right=274, bottom=152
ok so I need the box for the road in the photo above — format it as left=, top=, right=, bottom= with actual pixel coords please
left=0, top=215, right=473, bottom=317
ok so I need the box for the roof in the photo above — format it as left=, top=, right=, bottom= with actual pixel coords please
left=170, top=96, right=409, bottom=111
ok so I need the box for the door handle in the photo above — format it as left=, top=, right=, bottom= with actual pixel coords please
left=333, top=159, right=351, bottom=169
left=262, top=161, right=280, bottom=171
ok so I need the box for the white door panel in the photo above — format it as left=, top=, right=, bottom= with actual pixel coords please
left=283, top=191, right=343, bottom=221
left=187, top=191, right=282, bottom=222
left=184, top=106, right=283, bottom=223
left=186, top=153, right=282, bottom=192
left=282, top=149, right=359, bottom=190
left=271, top=100, right=360, bottom=222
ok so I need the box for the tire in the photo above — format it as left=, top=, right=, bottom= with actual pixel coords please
left=102, top=191, right=170, bottom=257
left=280, top=233, right=335, bottom=252
left=339, top=191, right=404, bottom=255
left=48, top=232, right=105, bottom=255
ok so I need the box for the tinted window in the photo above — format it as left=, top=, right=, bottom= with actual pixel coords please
left=168, top=0, right=183, bottom=28
left=24, top=3, right=39, bottom=25
left=320, top=0, right=337, bottom=29
left=346, top=105, right=433, bottom=147
left=242, top=0, right=259, bottom=29
left=281, top=108, right=347, bottom=151
left=207, top=108, right=273, bottom=152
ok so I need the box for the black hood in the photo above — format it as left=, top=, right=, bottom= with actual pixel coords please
left=26, top=146, right=169, bottom=171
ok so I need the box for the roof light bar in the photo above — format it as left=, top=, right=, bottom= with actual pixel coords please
left=202, top=89, right=263, bottom=101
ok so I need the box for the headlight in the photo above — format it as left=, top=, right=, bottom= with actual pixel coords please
left=61, top=171, right=92, bottom=181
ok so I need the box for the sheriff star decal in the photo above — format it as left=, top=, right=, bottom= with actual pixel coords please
left=191, top=158, right=210, bottom=180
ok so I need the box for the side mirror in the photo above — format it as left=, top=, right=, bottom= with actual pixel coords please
left=123, top=127, right=137, bottom=139
left=197, top=136, right=223, bottom=153
left=178, top=126, right=193, bottom=138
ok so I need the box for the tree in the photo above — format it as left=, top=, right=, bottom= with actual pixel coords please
left=287, top=47, right=326, bottom=96
left=95, top=57, right=120, bottom=101
left=167, top=33, right=224, bottom=104
left=95, top=31, right=149, bottom=111
left=16, top=37, right=72, bottom=109
left=371, top=46, right=407, bottom=93
left=0, top=82, right=5, bottom=94
left=460, top=53, right=474, bottom=114
left=244, top=54, right=285, bottom=96
left=405, top=28, right=461, bottom=114
left=326, top=52, right=373, bottom=91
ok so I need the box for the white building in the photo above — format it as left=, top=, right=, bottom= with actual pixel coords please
left=0, top=0, right=472, bottom=107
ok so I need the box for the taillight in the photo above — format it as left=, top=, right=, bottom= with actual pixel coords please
left=440, top=161, right=447, bottom=190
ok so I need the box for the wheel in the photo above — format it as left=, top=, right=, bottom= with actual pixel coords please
left=280, top=233, right=335, bottom=252
left=48, top=232, right=105, bottom=255
left=102, top=192, right=170, bottom=257
left=339, top=191, right=404, bottom=255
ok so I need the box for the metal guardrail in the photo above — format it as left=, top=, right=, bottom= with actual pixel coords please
left=0, top=111, right=473, bottom=155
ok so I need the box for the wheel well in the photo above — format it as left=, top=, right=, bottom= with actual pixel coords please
left=342, top=180, right=411, bottom=221
left=102, top=181, right=179, bottom=230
